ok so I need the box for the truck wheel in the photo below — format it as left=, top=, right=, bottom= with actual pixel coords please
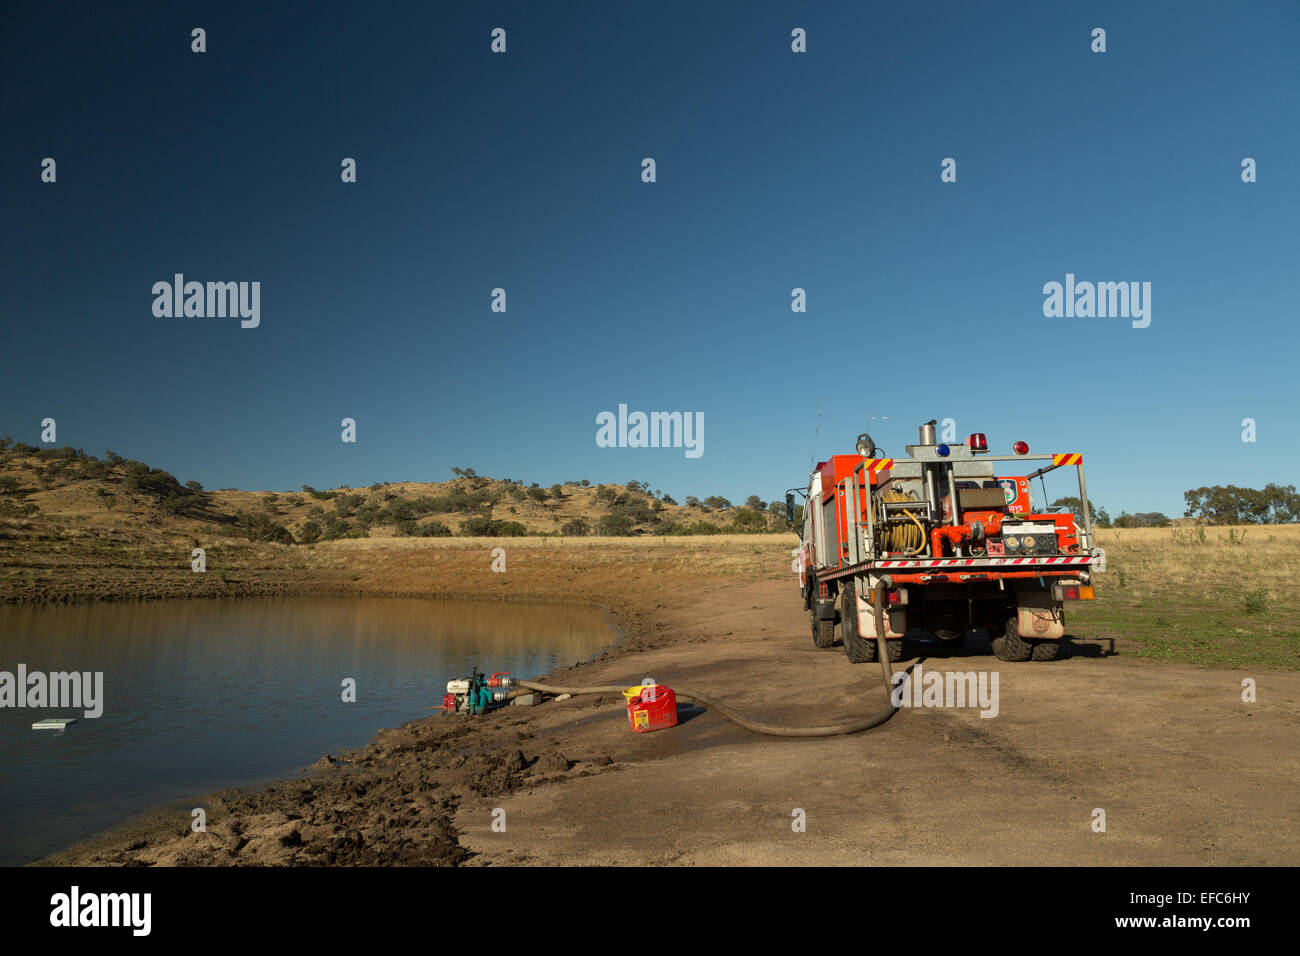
left=1031, top=639, right=1061, bottom=661
left=841, top=582, right=902, bottom=663
left=811, top=613, right=836, bottom=648
left=933, top=628, right=965, bottom=643
left=990, top=615, right=1033, bottom=662
left=841, top=580, right=879, bottom=663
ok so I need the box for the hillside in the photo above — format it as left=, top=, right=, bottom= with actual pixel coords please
left=0, top=442, right=793, bottom=546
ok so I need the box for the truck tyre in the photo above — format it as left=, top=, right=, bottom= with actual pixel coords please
left=1031, top=639, right=1061, bottom=661
left=811, top=613, right=836, bottom=648
left=841, top=580, right=877, bottom=663
left=933, top=628, right=965, bottom=643
left=990, top=614, right=1033, bottom=662
left=841, top=581, right=903, bottom=663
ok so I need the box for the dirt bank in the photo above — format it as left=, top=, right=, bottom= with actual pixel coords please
left=35, top=556, right=1300, bottom=866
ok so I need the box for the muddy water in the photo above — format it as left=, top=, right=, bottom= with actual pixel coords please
left=0, top=596, right=615, bottom=865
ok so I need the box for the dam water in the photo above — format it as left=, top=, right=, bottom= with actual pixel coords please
left=0, top=596, right=615, bottom=865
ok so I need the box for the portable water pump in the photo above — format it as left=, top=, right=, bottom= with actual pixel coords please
left=443, top=668, right=514, bottom=715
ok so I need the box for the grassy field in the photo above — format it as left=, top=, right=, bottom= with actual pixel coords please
left=1069, top=525, right=1300, bottom=670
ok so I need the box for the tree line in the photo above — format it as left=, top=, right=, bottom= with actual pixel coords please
left=1052, top=483, right=1300, bottom=528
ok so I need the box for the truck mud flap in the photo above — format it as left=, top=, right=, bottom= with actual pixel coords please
left=856, top=591, right=906, bottom=638
left=1017, top=605, right=1064, bottom=640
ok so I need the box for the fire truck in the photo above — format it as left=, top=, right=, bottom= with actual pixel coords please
left=790, top=420, right=1102, bottom=662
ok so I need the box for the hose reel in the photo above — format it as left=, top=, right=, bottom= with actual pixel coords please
left=876, top=489, right=926, bottom=556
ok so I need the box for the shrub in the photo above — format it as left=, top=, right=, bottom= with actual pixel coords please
left=612, top=497, right=656, bottom=523
left=334, top=493, right=364, bottom=516
left=322, top=515, right=350, bottom=540
left=459, top=516, right=493, bottom=536
left=458, top=516, right=527, bottom=536
left=384, top=499, right=416, bottom=523
left=729, top=509, right=767, bottom=533
left=597, top=514, right=635, bottom=536
left=561, top=517, right=590, bottom=536
left=237, top=512, right=294, bottom=544
left=160, top=492, right=205, bottom=515
left=1243, top=590, right=1269, bottom=614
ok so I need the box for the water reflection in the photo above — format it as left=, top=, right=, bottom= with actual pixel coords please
left=0, top=596, right=614, bottom=865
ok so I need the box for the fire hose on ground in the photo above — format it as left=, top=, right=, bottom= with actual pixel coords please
left=512, top=577, right=901, bottom=737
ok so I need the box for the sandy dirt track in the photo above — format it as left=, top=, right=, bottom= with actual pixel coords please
left=451, top=579, right=1299, bottom=865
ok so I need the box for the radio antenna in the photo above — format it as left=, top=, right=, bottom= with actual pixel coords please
left=809, top=397, right=824, bottom=471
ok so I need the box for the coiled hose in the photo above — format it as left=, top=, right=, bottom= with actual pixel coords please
left=877, top=490, right=926, bottom=556
left=514, top=576, right=900, bottom=737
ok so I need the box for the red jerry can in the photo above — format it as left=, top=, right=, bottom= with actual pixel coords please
left=627, top=685, right=677, bottom=733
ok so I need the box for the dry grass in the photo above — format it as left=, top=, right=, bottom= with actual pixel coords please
left=1073, top=525, right=1300, bottom=669
left=0, top=532, right=798, bottom=605
left=320, top=534, right=799, bottom=551
left=317, top=535, right=799, bottom=582
left=1092, top=524, right=1300, bottom=599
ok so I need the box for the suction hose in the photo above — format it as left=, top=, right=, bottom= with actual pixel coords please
left=514, top=576, right=900, bottom=738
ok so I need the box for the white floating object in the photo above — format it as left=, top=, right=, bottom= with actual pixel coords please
left=32, top=717, right=77, bottom=730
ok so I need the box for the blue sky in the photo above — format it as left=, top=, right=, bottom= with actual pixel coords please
left=2, top=1, right=1296, bottom=517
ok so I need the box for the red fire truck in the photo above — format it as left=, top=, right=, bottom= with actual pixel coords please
left=791, top=420, right=1103, bottom=662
